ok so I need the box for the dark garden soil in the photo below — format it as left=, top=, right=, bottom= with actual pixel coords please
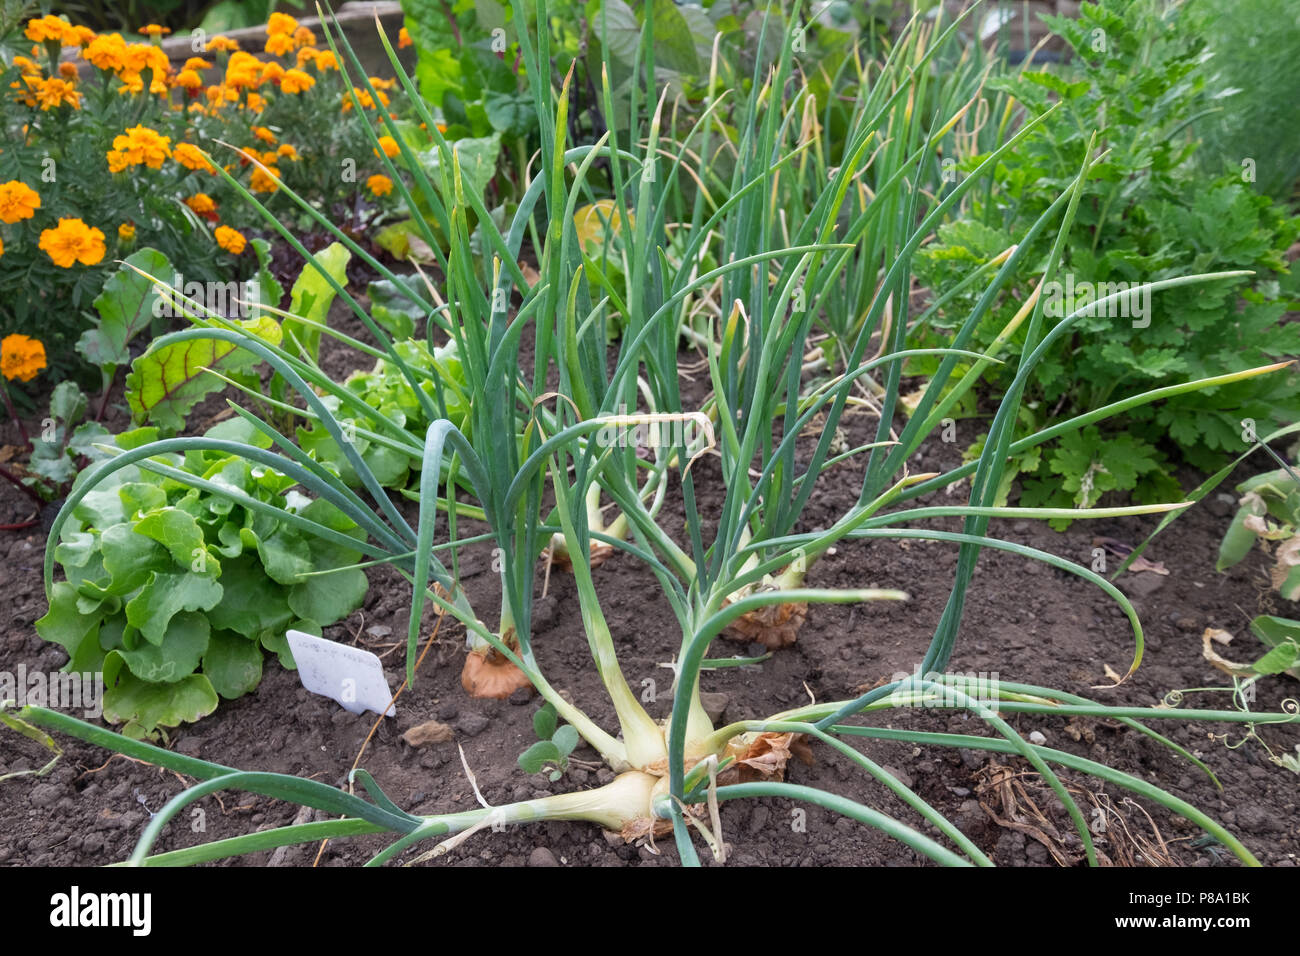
left=2, top=301, right=1298, bottom=868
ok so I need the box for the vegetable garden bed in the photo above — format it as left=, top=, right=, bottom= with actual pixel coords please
left=2, top=0, right=1299, bottom=869
left=2, top=301, right=1297, bottom=867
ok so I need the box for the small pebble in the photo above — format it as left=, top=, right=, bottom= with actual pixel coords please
left=402, top=720, right=454, bottom=748
left=528, top=847, right=559, bottom=867
left=457, top=712, right=490, bottom=737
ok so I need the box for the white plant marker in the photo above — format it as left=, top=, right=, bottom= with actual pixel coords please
left=285, top=629, right=396, bottom=717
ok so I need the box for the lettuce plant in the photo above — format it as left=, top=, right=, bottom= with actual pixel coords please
left=35, top=418, right=368, bottom=738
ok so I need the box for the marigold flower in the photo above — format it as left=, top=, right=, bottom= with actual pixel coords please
left=82, top=33, right=126, bottom=70
left=12, top=55, right=42, bottom=74
left=1, top=334, right=47, bottom=382
left=367, top=174, right=393, bottom=196
left=205, top=36, right=240, bottom=52
left=245, top=91, right=266, bottom=111
left=214, top=225, right=246, bottom=254
left=174, top=142, right=214, bottom=173
left=265, top=32, right=296, bottom=56
left=260, top=60, right=285, bottom=84
left=0, top=237, right=4, bottom=257
left=375, top=135, right=400, bottom=158
left=295, top=46, right=318, bottom=68
left=398, top=27, right=412, bottom=49
left=120, top=42, right=169, bottom=85
left=175, top=68, right=203, bottom=89
left=107, top=124, right=171, bottom=170
left=118, top=222, right=135, bottom=241
left=267, top=12, right=299, bottom=36
left=70, top=26, right=96, bottom=46
left=34, top=77, right=81, bottom=110
left=25, top=15, right=76, bottom=46
left=0, top=181, right=40, bottom=224
left=279, top=68, right=314, bottom=93
left=293, top=26, right=316, bottom=47
left=38, top=217, right=106, bottom=268
left=184, top=56, right=212, bottom=70
left=252, top=125, right=276, bottom=144
left=224, top=51, right=263, bottom=89
left=276, top=143, right=299, bottom=160
left=185, top=192, right=217, bottom=216
left=341, top=85, right=387, bottom=112
left=139, top=24, right=170, bottom=36
left=58, top=61, right=78, bottom=79
left=313, top=50, right=338, bottom=71
left=249, top=165, right=280, bottom=193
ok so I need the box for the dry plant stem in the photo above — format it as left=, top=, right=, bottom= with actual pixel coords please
left=0, top=381, right=32, bottom=450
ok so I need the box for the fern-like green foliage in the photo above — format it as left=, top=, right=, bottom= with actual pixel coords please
left=908, top=0, right=1300, bottom=527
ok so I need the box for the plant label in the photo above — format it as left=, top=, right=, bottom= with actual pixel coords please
left=285, top=629, right=396, bottom=717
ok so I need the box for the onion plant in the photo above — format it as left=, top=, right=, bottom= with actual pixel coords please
left=12, top=0, right=1300, bottom=866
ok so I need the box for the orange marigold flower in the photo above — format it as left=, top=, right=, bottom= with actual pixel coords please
left=0, top=180, right=40, bottom=224
left=183, top=56, right=212, bottom=70
left=174, top=142, right=214, bottom=173
left=245, top=91, right=266, bottom=111
left=82, top=32, right=126, bottom=70
left=38, top=217, right=106, bottom=268
left=70, top=26, right=96, bottom=46
left=175, top=68, right=203, bottom=89
left=398, top=27, right=412, bottom=49
left=279, top=68, right=314, bottom=94
left=265, top=32, right=296, bottom=56
left=121, top=42, right=169, bottom=78
left=276, top=143, right=299, bottom=160
left=375, top=135, right=400, bottom=158
left=295, top=46, right=318, bottom=68
left=292, top=26, right=316, bottom=47
left=259, top=61, right=284, bottom=85
left=12, top=55, right=42, bottom=74
left=367, top=174, right=393, bottom=196
left=107, top=124, right=171, bottom=170
left=25, top=15, right=76, bottom=46
left=58, top=61, right=79, bottom=79
left=185, top=192, right=217, bottom=215
left=0, top=237, right=4, bottom=257
left=214, top=225, right=246, bottom=254
left=118, top=222, right=135, bottom=241
left=224, top=51, right=262, bottom=89
left=116, top=72, right=144, bottom=95
left=267, top=12, right=299, bottom=36
left=35, top=77, right=79, bottom=109
left=206, top=35, right=240, bottom=52
left=252, top=125, right=276, bottom=144
left=139, top=24, right=170, bottom=36
left=1, top=333, right=47, bottom=383
left=249, top=165, right=280, bottom=193
left=313, top=50, right=338, bottom=71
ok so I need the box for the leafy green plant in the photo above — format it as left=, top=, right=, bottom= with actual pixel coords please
left=1212, top=448, right=1300, bottom=682
left=13, top=0, right=1300, bottom=867
left=1191, top=0, right=1300, bottom=200
left=519, top=702, right=581, bottom=781
left=20, top=380, right=111, bottom=496
left=34, top=417, right=368, bottom=738
left=908, top=0, right=1300, bottom=525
